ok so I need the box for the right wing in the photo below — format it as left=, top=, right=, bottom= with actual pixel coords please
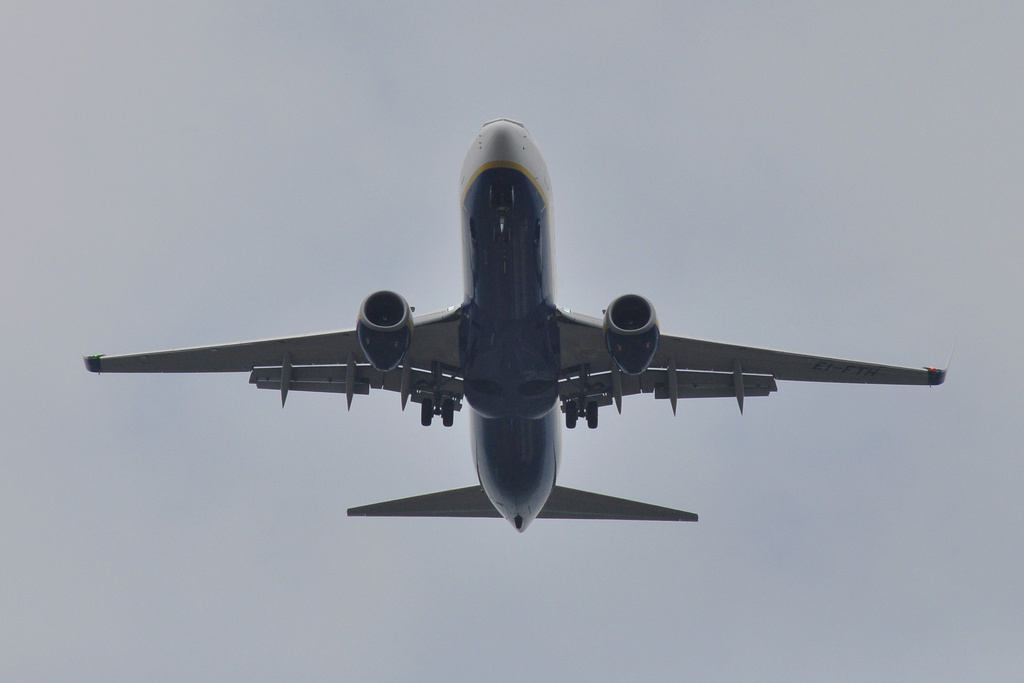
left=555, top=307, right=945, bottom=414
left=85, top=306, right=464, bottom=409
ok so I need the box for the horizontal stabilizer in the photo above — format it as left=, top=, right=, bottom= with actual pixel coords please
left=347, top=486, right=500, bottom=518
left=347, top=485, right=697, bottom=522
left=540, top=486, right=697, bottom=521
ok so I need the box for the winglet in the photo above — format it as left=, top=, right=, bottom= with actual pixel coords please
left=84, top=355, right=103, bottom=373
left=926, top=342, right=954, bottom=386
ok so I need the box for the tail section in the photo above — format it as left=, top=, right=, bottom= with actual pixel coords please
left=347, top=485, right=696, bottom=523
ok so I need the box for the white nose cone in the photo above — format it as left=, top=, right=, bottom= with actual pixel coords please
left=460, top=119, right=552, bottom=204
left=478, top=118, right=528, bottom=159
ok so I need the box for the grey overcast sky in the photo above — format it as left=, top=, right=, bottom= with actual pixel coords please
left=2, top=3, right=1021, bottom=680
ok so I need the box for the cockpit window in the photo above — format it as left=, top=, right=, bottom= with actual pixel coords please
left=489, top=182, right=514, bottom=211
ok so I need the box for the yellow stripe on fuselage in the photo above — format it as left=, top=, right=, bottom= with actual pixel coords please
left=461, top=161, right=548, bottom=206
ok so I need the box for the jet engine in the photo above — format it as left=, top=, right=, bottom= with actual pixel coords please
left=356, top=290, right=413, bottom=372
left=604, top=294, right=660, bottom=375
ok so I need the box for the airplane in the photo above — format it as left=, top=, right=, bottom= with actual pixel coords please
left=85, top=118, right=946, bottom=532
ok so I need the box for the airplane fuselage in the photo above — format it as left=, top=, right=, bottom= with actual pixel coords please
left=459, top=119, right=560, bottom=531
left=84, top=119, right=944, bottom=532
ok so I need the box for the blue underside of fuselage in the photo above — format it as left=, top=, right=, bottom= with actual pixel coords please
left=459, top=166, right=560, bottom=530
left=470, top=410, right=559, bottom=526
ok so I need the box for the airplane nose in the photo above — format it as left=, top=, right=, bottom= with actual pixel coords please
left=462, top=119, right=550, bottom=204
left=479, top=119, right=528, bottom=162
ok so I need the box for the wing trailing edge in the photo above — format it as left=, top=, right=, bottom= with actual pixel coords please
left=346, top=485, right=697, bottom=522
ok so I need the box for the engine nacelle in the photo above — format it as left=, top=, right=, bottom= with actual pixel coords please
left=356, top=290, right=413, bottom=372
left=604, top=294, right=660, bottom=375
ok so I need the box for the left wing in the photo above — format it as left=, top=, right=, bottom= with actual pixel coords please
left=85, top=306, right=464, bottom=409
left=555, top=308, right=945, bottom=414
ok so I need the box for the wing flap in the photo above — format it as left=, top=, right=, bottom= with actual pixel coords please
left=558, top=368, right=777, bottom=403
left=651, top=371, right=776, bottom=399
left=247, top=364, right=462, bottom=405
